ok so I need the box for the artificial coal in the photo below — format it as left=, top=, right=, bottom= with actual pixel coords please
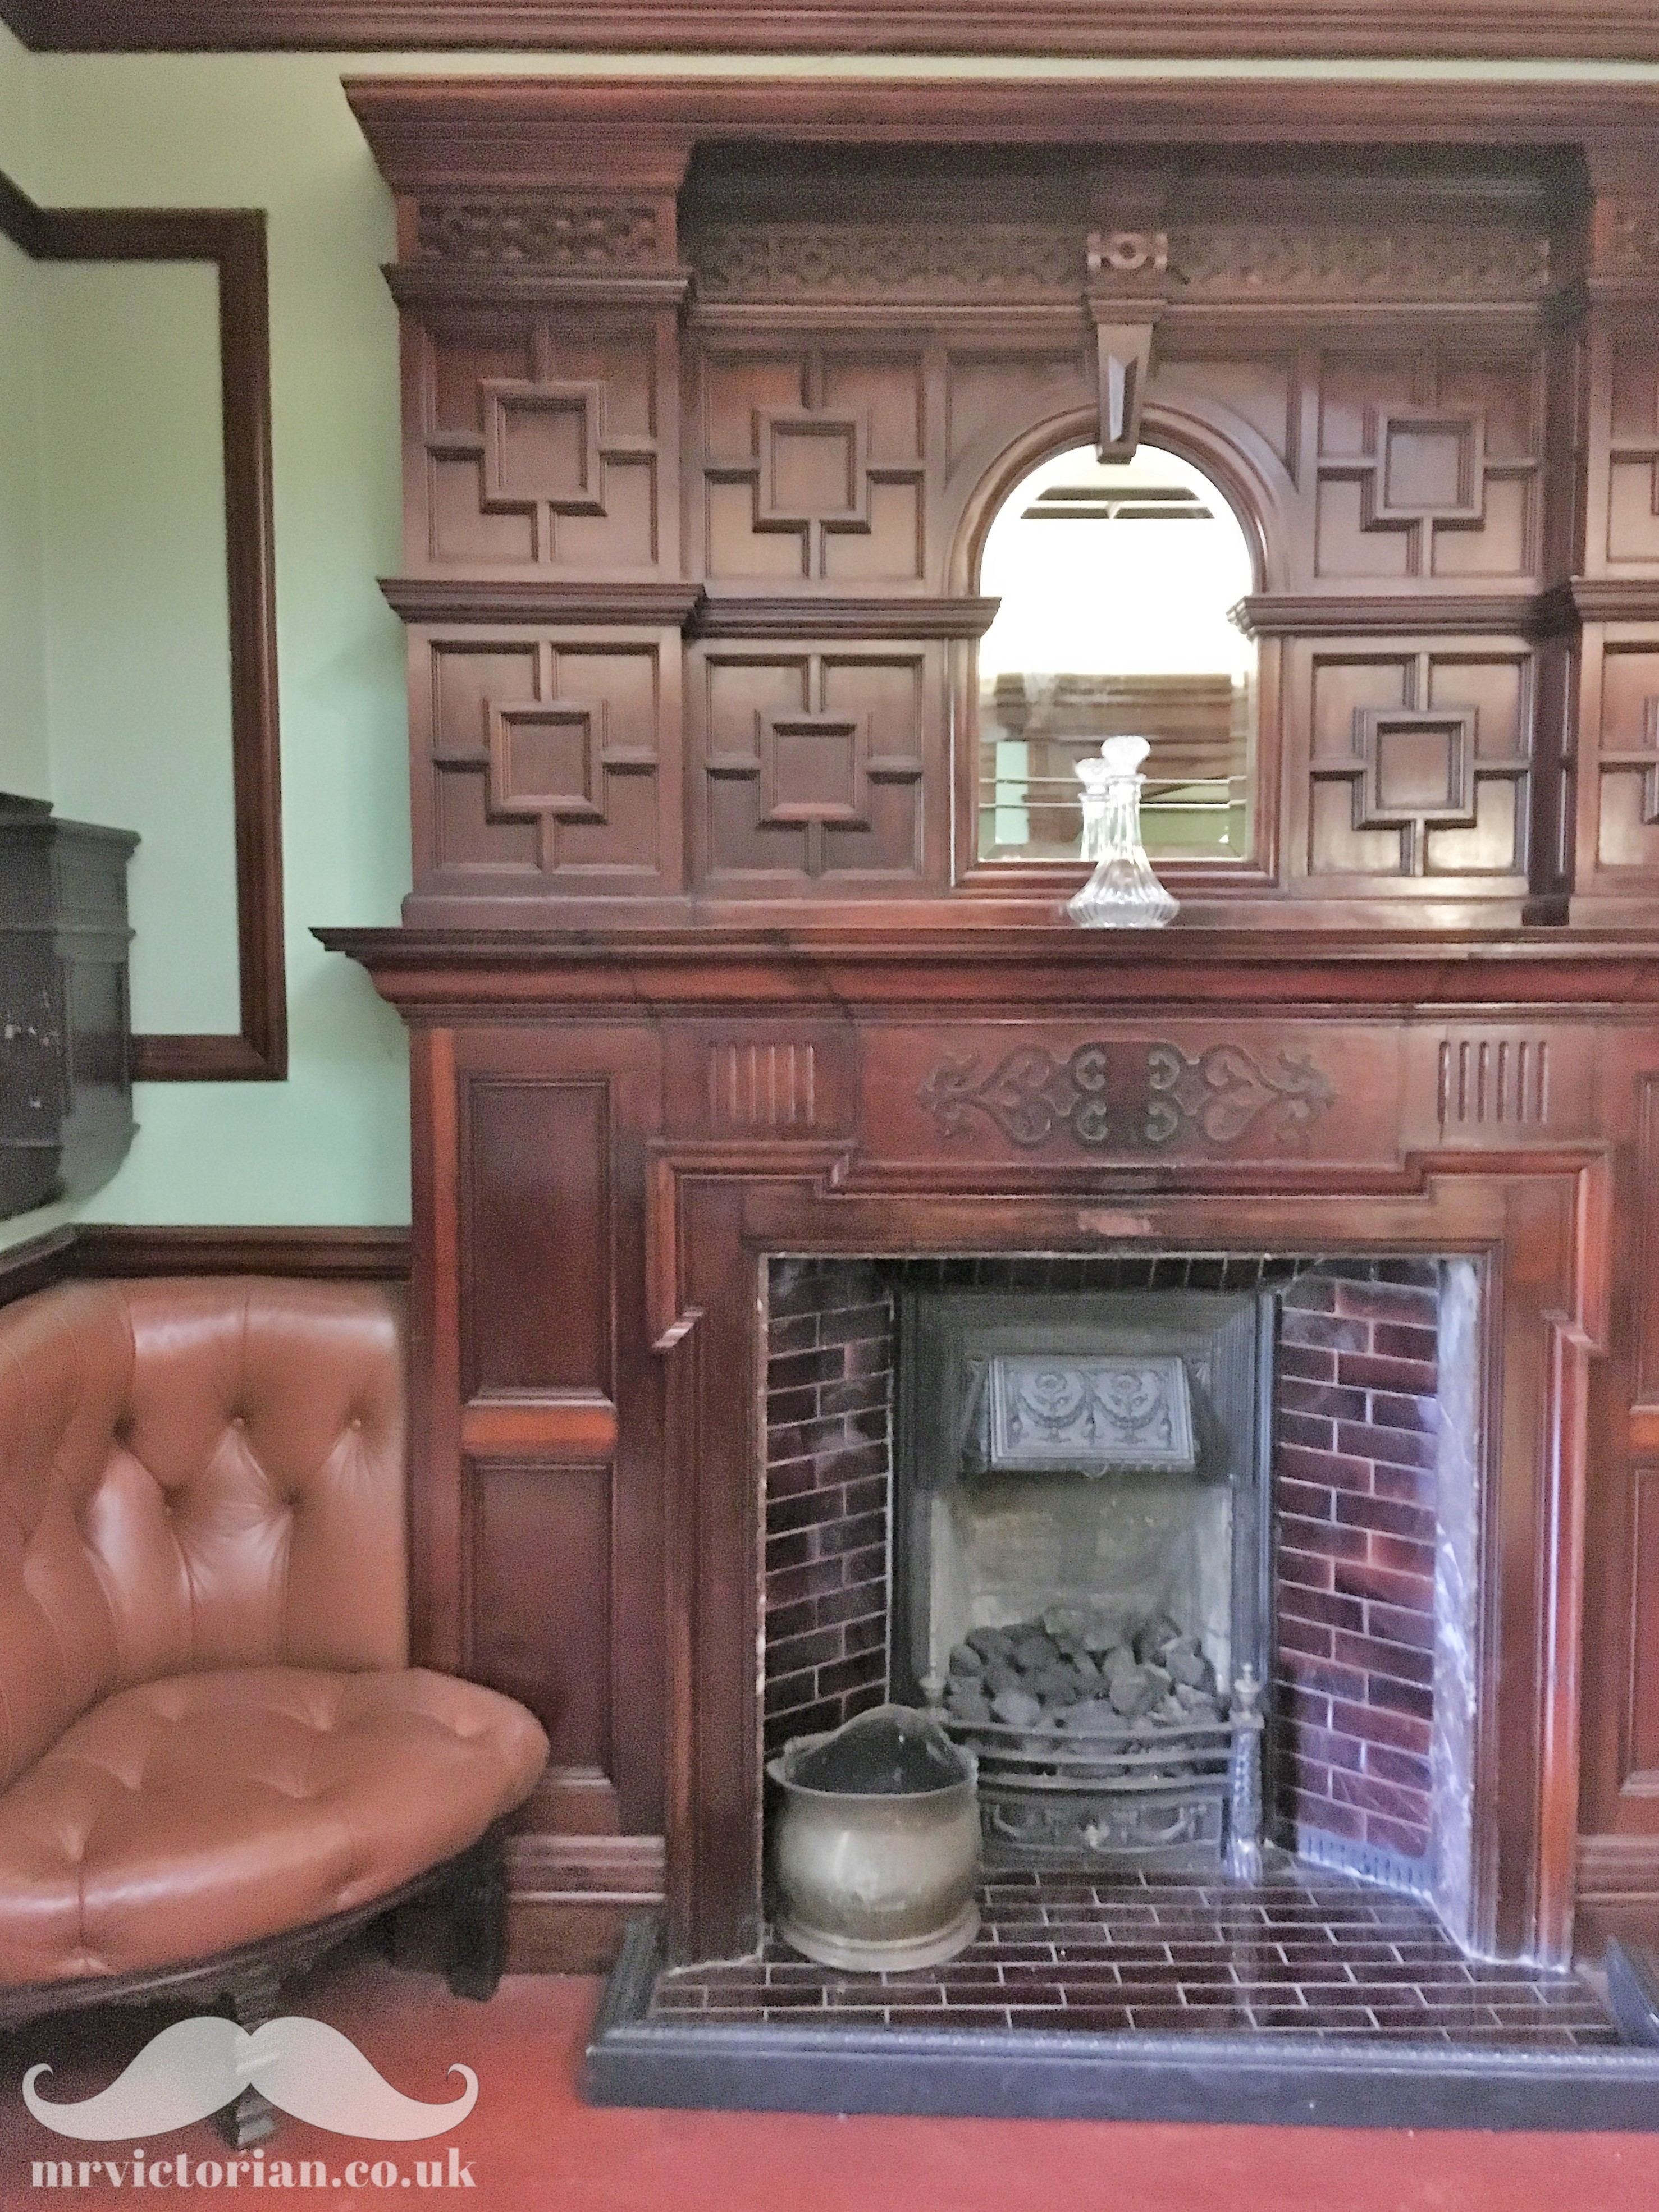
left=941, top=1613, right=1221, bottom=1734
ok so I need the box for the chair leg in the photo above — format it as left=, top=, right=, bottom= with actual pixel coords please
left=444, top=1832, right=509, bottom=2002
left=216, top=1961, right=281, bottom=2149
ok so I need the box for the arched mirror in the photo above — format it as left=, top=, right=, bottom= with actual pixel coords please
left=976, top=441, right=1258, bottom=864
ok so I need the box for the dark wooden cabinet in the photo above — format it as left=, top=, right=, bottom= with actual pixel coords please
left=0, top=795, right=136, bottom=1219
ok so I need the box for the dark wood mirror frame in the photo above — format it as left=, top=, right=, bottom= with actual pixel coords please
left=0, top=171, right=285, bottom=1082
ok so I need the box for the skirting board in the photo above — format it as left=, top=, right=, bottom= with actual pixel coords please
left=586, top=1918, right=1659, bottom=2131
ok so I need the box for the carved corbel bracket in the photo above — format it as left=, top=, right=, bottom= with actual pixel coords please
left=1085, top=228, right=1169, bottom=462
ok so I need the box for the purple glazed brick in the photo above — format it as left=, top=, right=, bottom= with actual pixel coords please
left=1336, top=1350, right=1438, bottom=1395
left=1277, top=1546, right=1337, bottom=1593
left=1332, top=1279, right=1438, bottom=1326
left=1277, top=1342, right=1338, bottom=1384
left=1333, top=1490, right=1436, bottom=1544
left=1335, top=1420, right=1438, bottom=1472
left=1277, top=1441, right=1374, bottom=1494
left=1279, top=1379, right=1370, bottom=1422
left=1279, top=1584, right=1366, bottom=1634
left=1281, top=1312, right=1370, bottom=1353
left=1277, top=1614, right=1334, bottom=1660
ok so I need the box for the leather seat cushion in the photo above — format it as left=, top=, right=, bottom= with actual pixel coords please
left=0, top=1667, right=549, bottom=1986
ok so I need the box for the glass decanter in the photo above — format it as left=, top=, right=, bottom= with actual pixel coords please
left=1064, top=734, right=1180, bottom=929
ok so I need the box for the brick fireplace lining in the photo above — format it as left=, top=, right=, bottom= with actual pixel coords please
left=762, top=1251, right=1474, bottom=1908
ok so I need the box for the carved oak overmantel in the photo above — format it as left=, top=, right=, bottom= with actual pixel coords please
left=335, top=79, right=1659, bottom=1973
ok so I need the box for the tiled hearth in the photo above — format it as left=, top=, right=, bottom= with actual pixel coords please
left=586, top=1245, right=1659, bottom=2124
left=650, top=1866, right=1617, bottom=2045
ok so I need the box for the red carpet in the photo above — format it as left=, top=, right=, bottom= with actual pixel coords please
left=0, top=1949, right=1655, bottom=2210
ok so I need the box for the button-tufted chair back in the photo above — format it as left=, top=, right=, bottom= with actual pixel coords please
left=0, top=1277, right=407, bottom=1796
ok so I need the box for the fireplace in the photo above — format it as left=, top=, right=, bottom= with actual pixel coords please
left=324, top=73, right=1659, bottom=2118
left=762, top=1253, right=1481, bottom=1940
left=895, top=1281, right=1272, bottom=1872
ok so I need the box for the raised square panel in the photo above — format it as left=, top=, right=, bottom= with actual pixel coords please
left=421, top=633, right=667, bottom=888
left=421, top=319, right=663, bottom=570
left=1378, top=413, right=1483, bottom=522
left=761, top=413, right=866, bottom=525
left=698, top=648, right=930, bottom=883
left=762, top=713, right=867, bottom=825
left=492, top=704, right=601, bottom=822
left=1364, top=713, right=1473, bottom=819
left=1596, top=643, right=1659, bottom=869
left=1306, top=647, right=1529, bottom=878
left=485, top=381, right=604, bottom=513
left=702, top=351, right=927, bottom=583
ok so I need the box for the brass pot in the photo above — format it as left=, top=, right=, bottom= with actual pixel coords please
left=766, top=1705, right=981, bottom=1972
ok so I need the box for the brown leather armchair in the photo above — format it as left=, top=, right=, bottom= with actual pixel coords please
left=0, top=1276, right=547, bottom=2128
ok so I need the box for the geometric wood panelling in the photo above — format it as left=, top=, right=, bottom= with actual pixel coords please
left=344, top=68, right=1659, bottom=1978
left=418, top=318, right=665, bottom=573
left=1606, top=335, right=1659, bottom=569
left=1624, top=1465, right=1659, bottom=1793
left=696, top=647, right=931, bottom=883
left=461, top=1076, right=612, bottom=1404
left=1594, top=644, right=1659, bottom=870
left=701, top=350, right=926, bottom=583
left=1305, top=646, right=1532, bottom=876
left=1314, top=354, right=1539, bottom=582
left=421, top=631, right=669, bottom=887
left=467, top=1459, right=614, bottom=1767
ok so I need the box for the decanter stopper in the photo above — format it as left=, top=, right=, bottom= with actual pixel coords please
left=1065, top=735, right=1179, bottom=929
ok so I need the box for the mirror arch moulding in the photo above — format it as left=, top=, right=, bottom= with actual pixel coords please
left=946, top=397, right=1289, bottom=895
left=351, top=75, right=1659, bottom=933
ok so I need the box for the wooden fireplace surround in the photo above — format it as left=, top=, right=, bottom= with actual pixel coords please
left=330, top=77, right=1659, bottom=1973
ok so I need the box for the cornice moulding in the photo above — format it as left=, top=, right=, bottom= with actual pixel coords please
left=10, top=3, right=1659, bottom=61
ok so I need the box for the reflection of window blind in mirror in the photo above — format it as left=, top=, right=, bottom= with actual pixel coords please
left=977, top=443, right=1256, bottom=863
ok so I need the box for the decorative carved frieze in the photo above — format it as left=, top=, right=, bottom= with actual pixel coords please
left=417, top=198, right=665, bottom=267
left=689, top=222, right=1085, bottom=297
left=689, top=218, right=1552, bottom=303
left=1168, top=223, right=1552, bottom=300
left=1087, top=230, right=1169, bottom=282
left=916, top=1040, right=1336, bottom=1151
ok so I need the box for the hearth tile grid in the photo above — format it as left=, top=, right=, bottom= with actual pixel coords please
left=650, top=1867, right=1618, bottom=2045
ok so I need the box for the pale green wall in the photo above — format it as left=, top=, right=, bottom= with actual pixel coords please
left=16, top=53, right=415, bottom=1232
left=0, top=232, right=46, bottom=805
left=4, top=44, right=1659, bottom=1245
left=41, top=262, right=240, bottom=1034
